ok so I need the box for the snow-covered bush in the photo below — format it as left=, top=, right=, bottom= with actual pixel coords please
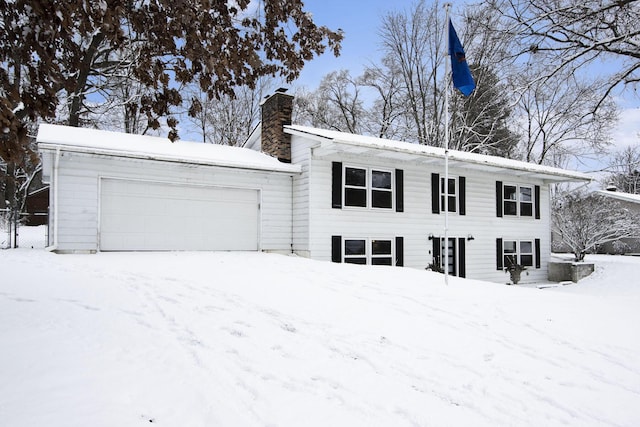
left=552, top=191, right=639, bottom=261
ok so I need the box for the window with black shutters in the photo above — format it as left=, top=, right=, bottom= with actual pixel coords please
left=339, top=237, right=397, bottom=266
left=503, top=184, right=533, bottom=217
left=342, top=165, right=394, bottom=210
left=503, top=240, right=534, bottom=267
left=440, top=176, right=457, bottom=213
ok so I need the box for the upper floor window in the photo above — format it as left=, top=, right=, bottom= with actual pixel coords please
left=440, top=176, right=457, bottom=213
left=333, top=162, right=403, bottom=212
left=431, top=173, right=466, bottom=215
left=497, top=181, right=539, bottom=219
left=344, top=166, right=393, bottom=209
left=344, top=167, right=367, bottom=207
left=503, top=184, right=533, bottom=216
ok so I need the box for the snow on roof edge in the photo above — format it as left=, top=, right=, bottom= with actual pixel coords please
left=37, top=124, right=300, bottom=174
left=595, top=190, right=640, bottom=204
left=286, top=125, right=591, bottom=182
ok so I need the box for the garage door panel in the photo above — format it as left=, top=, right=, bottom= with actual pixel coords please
left=100, top=179, right=259, bottom=251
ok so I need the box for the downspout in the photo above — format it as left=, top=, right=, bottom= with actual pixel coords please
left=291, top=174, right=294, bottom=254
left=47, top=147, right=61, bottom=251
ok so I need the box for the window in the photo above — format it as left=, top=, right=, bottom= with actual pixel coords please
left=503, top=240, right=534, bottom=267
left=343, top=166, right=393, bottom=209
left=372, top=170, right=393, bottom=208
left=344, top=239, right=367, bottom=264
left=440, top=177, right=457, bottom=213
left=343, top=238, right=394, bottom=265
left=432, top=174, right=466, bottom=215
left=344, top=167, right=367, bottom=207
left=371, top=239, right=393, bottom=265
left=503, top=184, right=533, bottom=217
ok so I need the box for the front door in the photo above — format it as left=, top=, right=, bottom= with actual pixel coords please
left=431, top=237, right=466, bottom=277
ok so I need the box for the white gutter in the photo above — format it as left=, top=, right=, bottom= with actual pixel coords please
left=36, top=142, right=301, bottom=175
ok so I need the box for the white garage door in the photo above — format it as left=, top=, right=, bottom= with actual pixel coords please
left=100, top=179, right=259, bottom=251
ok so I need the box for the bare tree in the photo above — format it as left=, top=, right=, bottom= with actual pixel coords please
left=604, top=145, right=640, bottom=193
left=294, top=71, right=366, bottom=134
left=360, top=57, right=407, bottom=140
left=511, top=65, right=616, bottom=166
left=552, top=191, right=640, bottom=261
left=378, top=0, right=447, bottom=146
left=488, top=0, right=640, bottom=111
left=202, top=81, right=274, bottom=146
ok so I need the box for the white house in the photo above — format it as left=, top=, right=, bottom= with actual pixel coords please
left=38, top=90, right=591, bottom=283
left=594, top=188, right=640, bottom=254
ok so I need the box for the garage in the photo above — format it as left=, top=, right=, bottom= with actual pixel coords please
left=99, top=178, right=259, bottom=251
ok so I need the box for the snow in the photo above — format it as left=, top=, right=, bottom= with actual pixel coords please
left=36, top=124, right=300, bottom=174
left=595, top=189, right=640, bottom=204
left=286, top=125, right=592, bottom=182
left=1, top=226, right=639, bottom=426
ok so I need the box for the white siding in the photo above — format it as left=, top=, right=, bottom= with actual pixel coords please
left=301, top=149, right=552, bottom=284
left=43, top=150, right=293, bottom=253
left=290, top=136, right=313, bottom=256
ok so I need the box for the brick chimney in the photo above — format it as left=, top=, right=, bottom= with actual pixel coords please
left=261, top=88, right=293, bottom=163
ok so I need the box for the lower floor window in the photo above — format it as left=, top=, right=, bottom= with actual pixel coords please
left=503, top=240, right=534, bottom=267
left=344, top=238, right=393, bottom=265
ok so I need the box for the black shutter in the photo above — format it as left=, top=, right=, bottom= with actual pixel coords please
left=496, top=181, right=503, bottom=217
left=395, top=236, right=404, bottom=267
left=496, top=238, right=503, bottom=270
left=432, top=237, right=441, bottom=267
left=396, top=169, right=404, bottom=212
left=459, top=176, right=466, bottom=215
left=431, top=173, right=440, bottom=214
left=534, top=185, right=541, bottom=219
left=535, top=238, right=541, bottom=269
left=458, top=237, right=466, bottom=278
left=332, top=162, right=342, bottom=209
left=331, top=235, right=342, bottom=263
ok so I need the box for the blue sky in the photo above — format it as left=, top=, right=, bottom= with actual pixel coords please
left=292, top=0, right=416, bottom=88
left=290, top=0, right=639, bottom=173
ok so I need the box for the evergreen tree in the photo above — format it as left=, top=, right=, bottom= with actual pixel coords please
left=450, top=64, right=519, bottom=157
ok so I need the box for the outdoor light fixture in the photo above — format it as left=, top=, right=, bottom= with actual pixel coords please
left=428, top=233, right=434, bottom=241
left=467, top=234, right=475, bottom=241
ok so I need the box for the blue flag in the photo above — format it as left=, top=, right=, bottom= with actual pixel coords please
left=448, top=19, right=475, bottom=96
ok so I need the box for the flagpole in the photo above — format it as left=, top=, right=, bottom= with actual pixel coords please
left=444, top=3, right=451, bottom=286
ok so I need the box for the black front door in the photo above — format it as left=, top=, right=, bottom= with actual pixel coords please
left=432, top=237, right=466, bottom=277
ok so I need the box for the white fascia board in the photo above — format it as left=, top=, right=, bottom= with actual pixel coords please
left=37, top=124, right=300, bottom=174
left=285, top=125, right=591, bottom=183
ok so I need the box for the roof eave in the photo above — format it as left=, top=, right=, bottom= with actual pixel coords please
left=37, top=142, right=301, bottom=175
left=286, top=128, right=591, bottom=183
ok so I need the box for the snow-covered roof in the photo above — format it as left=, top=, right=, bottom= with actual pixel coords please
left=286, top=125, right=592, bottom=183
left=37, top=124, right=300, bottom=174
left=595, top=190, right=640, bottom=204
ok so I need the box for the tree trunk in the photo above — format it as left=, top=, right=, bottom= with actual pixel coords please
left=68, top=33, right=105, bottom=127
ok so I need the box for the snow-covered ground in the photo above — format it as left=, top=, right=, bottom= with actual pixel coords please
left=1, top=226, right=639, bottom=426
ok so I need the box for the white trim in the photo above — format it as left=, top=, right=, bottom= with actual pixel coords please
left=37, top=124, right=300, bottom=174
left=440, top=175, right=458, bottom=214
left=342, top=164, right=395, bottom=211
left=285, top=125, right=591, bottom=183
left=502, top=238, right=535, bottom=268
left=503, top=183, right=534, bottom=218
left=342, top=237, right=396, bottom=266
